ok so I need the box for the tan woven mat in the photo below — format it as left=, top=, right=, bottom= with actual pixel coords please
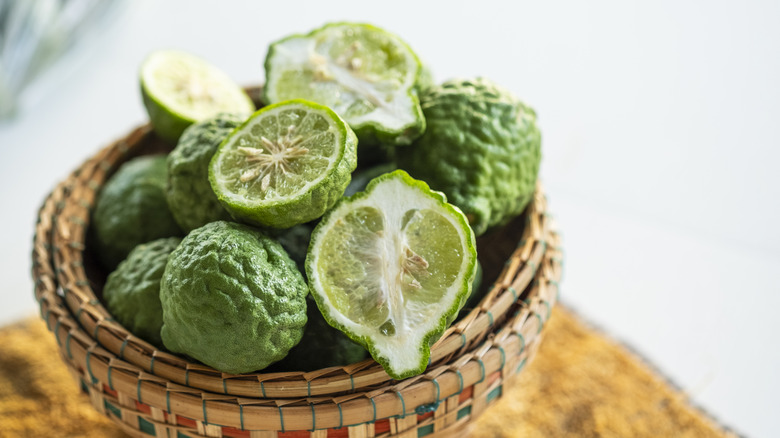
left=0, top=307, right=735, bottom=438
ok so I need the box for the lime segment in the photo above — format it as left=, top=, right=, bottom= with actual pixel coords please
left=209, top=99, right=357, bottom=228
left=265, top=23, right=426, bottom=146
left=306, top=170, right=477, bottom=379
left=141, top=50, right=254, bottom=142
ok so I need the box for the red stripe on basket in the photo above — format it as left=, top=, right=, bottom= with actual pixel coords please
left=177, top=416, right=197, bottom=428
left=279, top=431, right=318, bottom=438
left=135, top=401, right=152, bottom=414
left=103, top=384, right=118, bottom=398
left=221, top=429, right=250, bottom=438
left=418, top=411, right=435, bottom=421
left=488, top=371, right=501, bottom=386
left=374, top=419, right=391, bottom=434
left=458, top=386, right=473, bottom=403
left=326, top=428, right=349, bottom=437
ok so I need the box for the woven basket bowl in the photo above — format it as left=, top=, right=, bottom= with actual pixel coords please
left=32, top=87, right=563, bottom=438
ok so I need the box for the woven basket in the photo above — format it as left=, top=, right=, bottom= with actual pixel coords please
left=32, top=87, right=562, bottom=437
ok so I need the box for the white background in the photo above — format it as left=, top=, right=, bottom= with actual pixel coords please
left=1, top=1, right=778, bottom=436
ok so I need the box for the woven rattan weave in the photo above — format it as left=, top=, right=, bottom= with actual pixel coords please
left=32, top=88, right=562, bottom=437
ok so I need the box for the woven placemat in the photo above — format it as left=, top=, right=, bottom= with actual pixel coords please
left=0, top=307, right=735, bottom=438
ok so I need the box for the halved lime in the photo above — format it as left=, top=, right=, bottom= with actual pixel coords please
left=140, top=50, right=254, bottom=143
left=306, top=170, right=477, bottom=379
left=209, top=99, right=357, bottom=228
left=264, top=22, right=426, bottom=146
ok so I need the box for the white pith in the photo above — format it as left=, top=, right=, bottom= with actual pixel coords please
left=310, top=177, right=474, bottom=376
left=212, top=103, right=341, bottom=204
left=267, top=29, right=419, bottom=132
left=142, top=50, right=252, bottom=119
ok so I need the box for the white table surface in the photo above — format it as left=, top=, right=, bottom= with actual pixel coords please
left=1, top=1, right=778, bottom=436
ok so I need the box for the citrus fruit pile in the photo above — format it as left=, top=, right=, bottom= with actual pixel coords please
left=93, top=22, right=541, bottom=379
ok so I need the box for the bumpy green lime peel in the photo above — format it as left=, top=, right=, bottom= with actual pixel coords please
left=396, top=77, right=542, bottom=236
left=264, top=22, right=427, bottom=147
left=160, top=221, right=308, bottom=374
left=103, top=237, right=181, bottom=348
left=92, top=155, right=182, bottom=269
left=140, top=50, right=254, bottom=143
left=166, top=113, right=243, bottom=232
left=306, top=170, right=477, bottom=379
left=209, top=99, right=357, bottom=229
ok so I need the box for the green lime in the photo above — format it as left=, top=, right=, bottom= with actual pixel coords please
left=140, top=50, right=254, bottom=143
left=166, top=113, right=244, bottom=232
left=160, top=221, right=308, bottom=374
left=103, top=237, right=181, bottom=348
left=209, top=99, right=357, bottom=228
left=306, top=170, right=477, bottom=379
left=271, top=298, right=368, bottom=372
left=92, top=155, right=182, bottom=269
left=396, top=77, right=542, bottom=236
left=264, top=22, right=426, bottom=146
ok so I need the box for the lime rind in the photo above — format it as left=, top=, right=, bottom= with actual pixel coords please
left=306, top=170, right=477, bottom=379
left=209, top=99, right=357, bottom=228
left=264, top=22, right=426, bottom=146
left=140, top=50, right=254, bottom=143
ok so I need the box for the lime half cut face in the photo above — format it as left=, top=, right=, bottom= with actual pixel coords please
left=141, top=50, right=254, bottom=142
left=306, top=170, right=477, bottom=379
left=209, top=99, right=357, bottom=228
left=264, top=23, right=426, bottom=146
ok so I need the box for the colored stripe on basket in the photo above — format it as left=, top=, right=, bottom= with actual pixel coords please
left=86, top=350, right=97, bottom=384
left=456, top=405, right=472, bottom=420
left=418, top=423, right=434, bottom=437
left=395, top=391, right=407, bottom=418
left=54, top=319, right=62, bottom=346
left=104, top=400, right=121, bottom=418
left=107, top=366, right=114, bottom=391
left=486, top=385, right=502, bottom=403
left=476, top=358, right=486, bottom=384
left=454, top=369, right=464, bottom=395
left=138, top=417, right=156, bottom=435
left=516, top=332, right=526, bottom=353
left=516, top=358, right=528, bottom=374
left=119, top=338, right=129, bottom=359
left=65, top=327, right=74, bottom=360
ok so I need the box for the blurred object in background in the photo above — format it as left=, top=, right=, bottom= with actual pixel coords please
left=0, top=0, right=124, bottom=119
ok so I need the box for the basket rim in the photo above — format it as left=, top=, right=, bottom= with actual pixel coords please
left=43, top=119, right=554, bottom=398
left=33, top=178, right=563, bottom=431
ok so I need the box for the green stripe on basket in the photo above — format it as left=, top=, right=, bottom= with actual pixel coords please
left=516, top=358, right=528, bottom=374
left=104, top=400, right=121, bottom=418
left=417, top=424, right=434, bottom=437
left=138, top=416, right=156, bottom=435
left=456, top=406, right=471, bottom=420
left=486, top=385, right=502, bottom=403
